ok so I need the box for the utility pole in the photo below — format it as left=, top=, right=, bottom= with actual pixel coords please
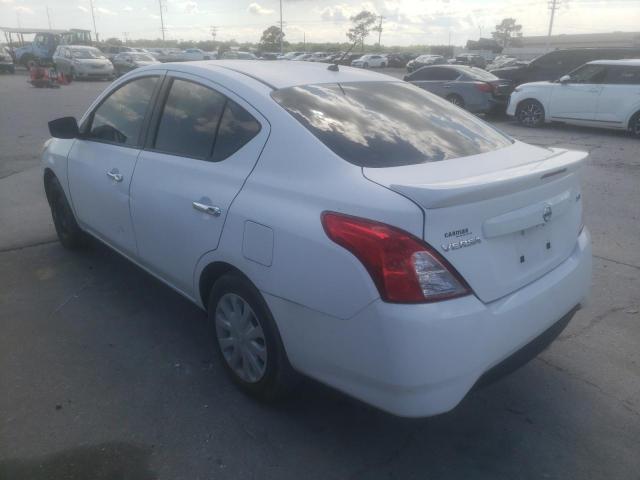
left=158, top=0, right=166, bottom=41
left=88, top=0, right=98, bottom=42
left=210, top=25, right=217, bottom=43
left=547, top=0, right=560, bottom=50
left=279, top=0, right=284, bottom=55
left=377, top=15, right=384, bottom=46
left=123, top=32, right=129, bottom=44
left=46, top=6, right=52, bottom=29
left=303, top=32, right=306, bottom=50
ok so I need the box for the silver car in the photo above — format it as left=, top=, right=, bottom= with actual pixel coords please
left=53, top=45, right=114, bottom=80
left=404, top=65, right=513, bottom=113
left=112, top=52, right=160, bottom=76
left=0, top=46, right=15, bottom=73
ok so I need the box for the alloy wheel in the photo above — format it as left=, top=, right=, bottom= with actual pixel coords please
left=448, top=95, right=463, bottom=107
left=518, top=102, right=544, bottom=127
left=632, top=116, right=640, bottom=137
left=215, top=293, right=268, bottom=383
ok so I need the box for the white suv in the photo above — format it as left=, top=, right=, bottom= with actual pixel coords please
left=507, top=59, right=640, bottom=137
left=43, top=61, right=591, bottom=417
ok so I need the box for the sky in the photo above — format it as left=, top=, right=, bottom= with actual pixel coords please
left=1, top=0, right=639, bottom=46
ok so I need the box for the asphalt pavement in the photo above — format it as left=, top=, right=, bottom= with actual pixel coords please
left=1, top=68, right=639, bottom=480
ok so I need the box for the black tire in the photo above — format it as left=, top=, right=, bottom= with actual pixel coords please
left=381, top=62, right=387, bottom=68
left=629, top=111, right=640, bottom=138
left=446, top=94, right=465, bottom=109
left=363, top=62, right=369, bottom=68
left=516, top=99, right=545, bottom=128
left=69, top=68, right=75, bottom=81
left=45, top=175, right=87, bottom=250
left=208, top=273, right=297, bottom=401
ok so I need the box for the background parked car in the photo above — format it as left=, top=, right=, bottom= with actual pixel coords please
left=351, top=54, right=387, bottom=68
left=102, top=45, right=137, bottom=62
left=292, top=53, right=313, bottom=61
left=220, top=51, right=257, bottom=60
left=490, top=47, right=640, bottom=85
left=0, top=46, right=15, bottom=73
left=405, top=65, right=513, bottom=113
left=277, top=51, right=305, bottom=60
left=53, top=45, right=114, bottom=80
left=406, top=54, right=446, bottom=72
left=112, top=52, right=160, bottom=76
left=453, top=54, right=487, bottom=69
left=338, top=53, right=362, bottom=66
left=384, top=53, right=408, bottom=68
left=182, top=48, right=215, bottom=61
left=507, top=59, right=640, bottom=136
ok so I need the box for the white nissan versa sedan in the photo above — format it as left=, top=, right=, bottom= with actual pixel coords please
left=42, top=61, right=591, bottom=417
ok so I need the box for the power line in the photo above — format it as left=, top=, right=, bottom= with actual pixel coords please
left=88, top=0, right=98, bottom=42
left=547, top=0, right=560, bottom=49
left=279, top=0, right=284, bottom=54
left=158, top=0, right=166, bottom=41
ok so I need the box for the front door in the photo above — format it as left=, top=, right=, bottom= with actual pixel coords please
left=130, top=73, right=269, bottom=295
left=67, top=75, right=162, bottom=256
left=549, top=63, right=606, bottom=121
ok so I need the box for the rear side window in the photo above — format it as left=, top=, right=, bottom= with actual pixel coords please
left=212, top=100, right=262, bottom=162
left=154, top=78, right=261, bottom=161
left=271, top=81, right=513, bottom=168
left=89, top=76, right=159, bottom=146
left=605, top=66, right=640, bottom=85
left=411, top=67, right=459, bottom=81
left=154, top=79, right=226, bottom=159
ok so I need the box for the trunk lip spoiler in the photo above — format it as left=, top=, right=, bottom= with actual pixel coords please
left=380, top=148, right=587, bottom=209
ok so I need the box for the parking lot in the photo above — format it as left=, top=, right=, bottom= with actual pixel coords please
left=1, top=68, right=639, bottom=479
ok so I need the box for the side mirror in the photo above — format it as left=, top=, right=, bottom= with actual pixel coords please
left=559, top=75, right=571, bottom=84
left=48, top=117, right=80, bottom=139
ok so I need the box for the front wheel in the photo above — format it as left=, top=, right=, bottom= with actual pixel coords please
left=629, top=111, right=640, bottom=138
left=208, top=273, right=297, bottom=401
left=45, top=175, right=87, bottom=250
left=516, top=99, right=545, bottom=127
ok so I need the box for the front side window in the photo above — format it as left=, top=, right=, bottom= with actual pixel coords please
left=568, top=64, right=607, bottom=83
left=89, top=76, right=159, bottom=146
left=154, top=79, right=226, bottom=159
left=272, top=81, right=513, bottom=168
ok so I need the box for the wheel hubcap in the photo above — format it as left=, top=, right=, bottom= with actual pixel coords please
left=215, top=293, right=267, bottom=383
left=449, top=96, right=461, bottom=106
left=519, top=103, right=543, bottom=126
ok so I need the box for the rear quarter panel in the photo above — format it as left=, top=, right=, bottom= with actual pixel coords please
left=194, top=106, right=424, bottom=320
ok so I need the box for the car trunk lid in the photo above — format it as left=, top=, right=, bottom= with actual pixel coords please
left=363, top=142, right=586, bottom=303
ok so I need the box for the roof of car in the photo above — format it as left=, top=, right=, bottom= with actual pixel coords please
left=588, top=58, right=640, bottom=66
left=167, top=59, right=394, bottom=90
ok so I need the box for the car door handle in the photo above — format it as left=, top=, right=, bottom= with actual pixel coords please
left=192, top=201, right=221, bottom=217
left=106, top=169, right=123, bottom=182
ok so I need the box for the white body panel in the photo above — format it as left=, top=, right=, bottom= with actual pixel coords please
left=43, top=60, right=592, bottom=417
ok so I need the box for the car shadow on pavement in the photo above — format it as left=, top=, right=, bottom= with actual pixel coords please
left=0, top=442, right=155, bottom=480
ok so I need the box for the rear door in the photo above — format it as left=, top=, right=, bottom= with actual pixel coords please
left=68, top=74, right=162, bottom=256
left=595, top=65, right=640, bottom=125
left=410, top=67, right=461, bottom=97
left=130, top=73, right=269, bottom=295
left=549, top=63, right=607, bottom=121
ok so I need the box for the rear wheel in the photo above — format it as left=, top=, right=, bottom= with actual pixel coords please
left=446, top=94, right=465, bottom=109
left=208, top=273, right=296, bottom=401
left=516, top=99, right=545, bottom=128
left=45, top=175, right=87, bottom=250
left=629, top=111, right=640, bottom=138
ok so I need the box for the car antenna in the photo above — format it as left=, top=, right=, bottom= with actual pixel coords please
left=328, top=41, right=358, bottom=72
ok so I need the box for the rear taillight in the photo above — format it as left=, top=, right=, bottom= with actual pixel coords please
left=321, top=212, right=470, bottom=303
left=474, top=82, right=493, bottom=93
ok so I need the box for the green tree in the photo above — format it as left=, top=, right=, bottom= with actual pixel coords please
left=491, top=18, right=523, bottom=48
left=346, top=10, right=377, bottom=50
left=260, top=25, right=284, bottom=52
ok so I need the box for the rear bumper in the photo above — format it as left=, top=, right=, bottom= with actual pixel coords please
left=266, top=229, right=591, bottom=417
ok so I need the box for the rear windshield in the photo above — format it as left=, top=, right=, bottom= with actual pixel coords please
left=271, top=81, right=513, bottom=167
